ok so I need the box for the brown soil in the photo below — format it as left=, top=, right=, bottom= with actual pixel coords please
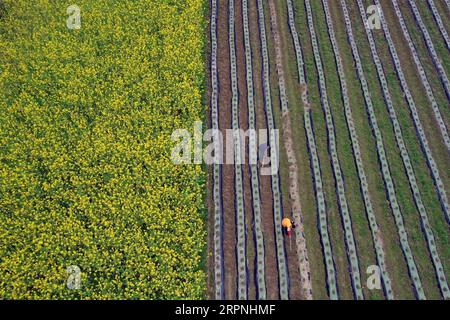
left=210, top=0, right=305, bottom=300
left=234, top=0, right=256, bottom=299
left=267, top=0, right=308, bottom=299
left=217, top=0, right=237, bottom=300
left=248, top=0, right=281, bottom=300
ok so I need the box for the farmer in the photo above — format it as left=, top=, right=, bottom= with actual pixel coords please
left=282, top=217, right=295, bottom=237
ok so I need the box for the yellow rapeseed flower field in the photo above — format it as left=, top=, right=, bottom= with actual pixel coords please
left=0, top=0, right=207, bottom=299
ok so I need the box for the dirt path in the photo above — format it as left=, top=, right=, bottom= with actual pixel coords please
left=217, top=0, right=237, bottom=300
left=267, top=0, right=312, bottom=299
left=248, top=0, right=280, bottom=300
left=234, top=0, right=257, bottom=299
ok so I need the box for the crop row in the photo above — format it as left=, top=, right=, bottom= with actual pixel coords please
left=286, top=0, right=338, bottom=300
left=375, top=0, right=450, bottom=294
left=340, top=0, right=426, bottom=299
left=407, top=0, right=450, bottom=99
left=390, top=0, right=450, bottom=223
left=390, top=0, right=450, bottom=154
left=305, top=0, right=363, bottom=300
left=210, top=0, right=224, bottom=300
left=357, top=0, right=449, bottom=299
left=375, top=0, right=450, bottom=297
left=303, top=110, right=338, bottom=300
left=242, top=0, right=267, bottom=300
left=267, top=0, right=288, bottom=115
left=427, top=0, right=450, bottom=50
left=321, top=0, right=395, bottom=299
left=374, top=0, right=450, bottom=226
left=285, top=0, right=314, bottom=300
left=256, top=0, right=289, bottom=300
left=229, top=0, right=248, bottom=300
left=268, top=0, right=314, bottom=300
left=302, top=1, right=341, bottom=300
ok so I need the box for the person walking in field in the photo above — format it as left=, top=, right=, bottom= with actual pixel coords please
left=282, top=217, right=296, bottom=237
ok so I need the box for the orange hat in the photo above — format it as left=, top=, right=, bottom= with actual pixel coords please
left=282, top=218, right=292, bottom=228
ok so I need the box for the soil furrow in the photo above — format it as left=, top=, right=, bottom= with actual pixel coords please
left=217, top=0, right=238, bottom=300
